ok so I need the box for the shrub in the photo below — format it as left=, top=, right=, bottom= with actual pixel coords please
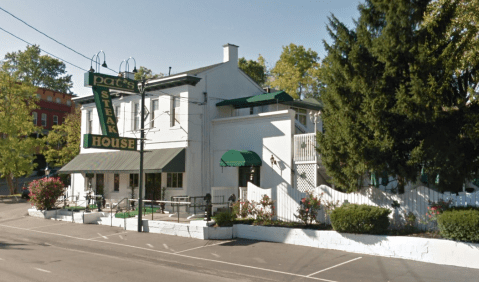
left=437, top=208, right=479, bottom=242
left=294, top=191, right=323, bottom=226
left=214, top=211, right=236, bottom=227
left=424, top=199, right=453, bottom=223
left=330, top=204, right=391, bottom=234
left=254, top=195, right=275, bottom=223
left=232, top=200, right=253, bottom=218
left=29, top=177, right=65, bottom=210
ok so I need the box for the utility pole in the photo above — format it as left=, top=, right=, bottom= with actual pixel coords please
left=138, top=79, right=146, bottom=232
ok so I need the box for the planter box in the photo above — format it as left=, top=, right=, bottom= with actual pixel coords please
left=233, top=224, right=479, bottom=269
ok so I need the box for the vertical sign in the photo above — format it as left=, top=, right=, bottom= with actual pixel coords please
left=92, top=86, right=119, bottom=137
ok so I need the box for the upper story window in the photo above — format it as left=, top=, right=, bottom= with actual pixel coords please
left=67, top=100, right=72, bottom=106
left=41, top=113, right=47, bottom=127
left=47, top=96, right=52, bottom=102
left=115, top=105, right=121, bottom=124
left=170, top=96, right=180, bottom=127
left=133, top=103, right=140, bottom=131
left=151, top=99, right=159, bottom=128
left=53, top=115, right=58, bottom=126
left=56, top=98, right=61, bottom=104
left=87, top=110, right=93, bottom=134
left=32, top=112, right=38, bottom=125
left=291, top=107, right=307, bottom=126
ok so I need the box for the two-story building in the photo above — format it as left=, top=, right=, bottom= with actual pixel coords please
left=60, top=44, right=325, bottom=209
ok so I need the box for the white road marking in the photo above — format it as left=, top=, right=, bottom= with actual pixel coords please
left=34, top=268, right=51, bottom=273
left=28, top=222, right=71, bottom=230
left=162, top=243, right=169, bottom=249
left=211, top=253, right=220, bottom=258
left=147, top=243, right=154, bottom=248
left=88, top=232, right=128, bottom=240
left=119, top=235, right=124, bottom=240
left=0, top=224, right=336, bottom=282
left=98, top=233, right=108, bottom=239
left=307, top=257, right=362, bottom=277
left=175, top=241, right=231, bottom=254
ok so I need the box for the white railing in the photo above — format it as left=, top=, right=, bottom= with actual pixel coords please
left=294, top=133, right=317, bottom=162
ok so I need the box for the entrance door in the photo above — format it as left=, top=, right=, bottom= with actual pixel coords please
left=238, top=166, right=260, bottom=187
left=96, top=174, right=104, bottom=195
left=145, top=173, right=162, bottom=201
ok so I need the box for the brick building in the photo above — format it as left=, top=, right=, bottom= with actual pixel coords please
left=32, top=87, right=76, bottom=133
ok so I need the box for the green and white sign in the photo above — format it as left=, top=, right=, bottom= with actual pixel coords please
left=83, top=72, right=140, bottom=150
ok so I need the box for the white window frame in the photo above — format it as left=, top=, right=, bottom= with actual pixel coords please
left=87, top=110, right=92, bottom=134
left=32, top=112, right=38, bottom=125
left=67, top=100, right=72, bottom=106
left=56, top=97, right=61, bottom=104
left=133, top=103, right=140, bottom=131
left=47, top=96, right=52, bottom=102
left=291, top=107, right=307, bottom=126
left=53, top=115, right=58, bottom=126
left=151, top=99, right=159, bottom=128
left=41, top=113, right=47, bottom=127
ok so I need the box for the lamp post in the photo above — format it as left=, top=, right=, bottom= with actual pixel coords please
left=309, top=111, right=321, bottom=133
left=137, top=79, right=146, bottom=232
left=44, top=165, right=50, bottom=179
left=89, top=50, right=108, bottom=73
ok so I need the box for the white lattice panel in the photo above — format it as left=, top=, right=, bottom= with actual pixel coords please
left=295, top=164, right=316, bottom=192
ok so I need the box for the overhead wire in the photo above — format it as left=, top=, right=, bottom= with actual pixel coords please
left=0, top=26, right=88, bottom=72
left=0, top=6, right=118, bottom=74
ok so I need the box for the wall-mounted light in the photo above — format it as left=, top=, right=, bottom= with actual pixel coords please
left=270, top=155, right=277, bottom=167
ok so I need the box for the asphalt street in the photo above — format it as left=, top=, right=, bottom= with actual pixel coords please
left=0, top=199, right=478, bottom=282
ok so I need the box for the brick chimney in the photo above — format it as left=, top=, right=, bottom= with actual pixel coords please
left=223, top=43, right=239, bottom=64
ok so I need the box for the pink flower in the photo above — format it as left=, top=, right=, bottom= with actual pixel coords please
left=301, top=198, right=306, bottom=203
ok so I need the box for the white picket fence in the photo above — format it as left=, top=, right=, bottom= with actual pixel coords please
left=245, top=183, right=479, bottom=230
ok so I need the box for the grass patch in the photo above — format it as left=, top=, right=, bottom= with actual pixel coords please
left=0, top=194, right=22, bottom=198
left=115, top=207, right=159, bottom=218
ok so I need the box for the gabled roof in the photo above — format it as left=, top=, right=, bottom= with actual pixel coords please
left=168, top=62, right=224, bottom=77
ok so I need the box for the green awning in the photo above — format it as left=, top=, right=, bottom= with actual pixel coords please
left=216, top=91, right=293, bottom=109
left=220, top=150, right=262, bottom=167
left=59, top=148, right=185, bottom=174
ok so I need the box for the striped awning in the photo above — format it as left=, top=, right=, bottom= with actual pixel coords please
left=59, top=148, right=185, bottom=174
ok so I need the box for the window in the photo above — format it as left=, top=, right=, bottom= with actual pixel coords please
left=291, top=107, right=307, bottom=126
left=47, top=96, right=52, bottom=102
left=129, top=174, right=139, bottom=187
left=41, top=113, right=47, bottom=127
left=115, top=105, right=120, bottom=124
left=67, top=100, right=72, bottom=106
left=36, top=94, right=41, bottom=99
left=114, top=174, right=120, bottom=192
left=170, top=96, right=180, bottom=127
left=53, top=115, right=58, bottom=125
left=56, top=98, right=61, bottom=104
left=87, top=110, right=92, bottom=134
left=32, top=112, right=37, bottom=125
left=151, top=99, right=158, bottom=128
left=167, top=172, right=183, bottom=188
left=134, top=103, right=140, bottom=131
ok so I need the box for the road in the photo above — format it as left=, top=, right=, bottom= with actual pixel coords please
left=0, top=200, right=478, bottom=282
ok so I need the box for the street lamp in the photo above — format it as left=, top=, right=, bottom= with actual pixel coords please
left=90, top=50, right=108, bottom=73
left=309, top=111, right=321, bottom=133
left=44, top=165, right=50, bottom=178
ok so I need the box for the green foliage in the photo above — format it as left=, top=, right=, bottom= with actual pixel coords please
left=214, top=211, right=236, bottom=227
left=424, top=199, right=453, bottom=223
left=254, top=194, right=275, bottom=223
left=134, top=66, right=164, bottom=81
left=44, top=107, right=81, bottom=167
left=437, top=208, right=479, bottom=242
left=294, top=191, right=323, bottom=226
left=0, top=69, right=44, bottom=194
left=232, top=200, right=253, bottom=218
left=330, top=204, right=391, bottom=234
left=115, top=207, right=158, bottom=218
left=28, top=177, right=65, bottom=210
left=3, top=45, right=72, bottom=93
left=270, top=43, right=321, bottom=99
left=238, top=56, right=267, bottom=86
left=317, top=0, right=479, bottom=193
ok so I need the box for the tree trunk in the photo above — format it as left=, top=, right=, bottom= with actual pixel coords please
left=6, top=173, right=15, bottom=195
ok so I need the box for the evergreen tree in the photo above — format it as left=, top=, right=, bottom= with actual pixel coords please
left=3, top=45, right=73, bottom=93
left=317, top=0, right=479, bottom=193
left=238, top=55, right=267, bottom=86
left=0, top=68, right=44, bottom=194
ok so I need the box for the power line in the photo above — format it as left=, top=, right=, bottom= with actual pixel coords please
left=0, top=26, right=88, bottom=72
left=0, top=7, right=118, bottom=74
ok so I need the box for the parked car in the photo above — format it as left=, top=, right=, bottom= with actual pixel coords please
left=21, top=186, right=30, bottom=199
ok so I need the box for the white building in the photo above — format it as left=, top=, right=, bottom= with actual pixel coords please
left=60, top=44, right=324, bottom=210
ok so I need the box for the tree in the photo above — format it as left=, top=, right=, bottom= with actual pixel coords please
left=134, top=66, right=164, bottom=81
left=0, top=68, right=44, bottom=194
left=44, top=107, right=81, bottom=167
left=270, top=43, right=320, bottom=99
left=238, top=55, right=267, bottom=86
left=3, top=45, right=73, bottom=93
left=317, top=0, right=479, bottom=193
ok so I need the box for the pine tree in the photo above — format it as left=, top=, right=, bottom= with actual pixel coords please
left=317, top=0, right=479, bottom=193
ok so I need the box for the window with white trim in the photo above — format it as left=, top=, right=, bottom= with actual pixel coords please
left=41, top=113, right=47, bottom=127
left=151, top=99, right=159, bottom=128
left=32, top=112, right=38, bottom=125
left=67, top=100, right=72, bottom=106
left=47, top=96, right=52, bottom=102
left=53, top=115, right=58, bottom=125
left=167, top=172, right=183, bottom=188
left=170, top=96, right=180, bottom=127
left=133, top=103, right=140, bottom=131
left=291, top=107, right=307, bottom=126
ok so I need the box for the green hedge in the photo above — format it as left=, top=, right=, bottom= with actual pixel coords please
left=330, top=204, right=391, bottom=234
left=437, top=208, right=479, bottom=242
left=213, top=211, right=236, bottom=227
left=115, top=207, right=159, bottom=218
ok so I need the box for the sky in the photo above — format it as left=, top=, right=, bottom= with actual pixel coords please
left=0, top=0, right=361, bottom=97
